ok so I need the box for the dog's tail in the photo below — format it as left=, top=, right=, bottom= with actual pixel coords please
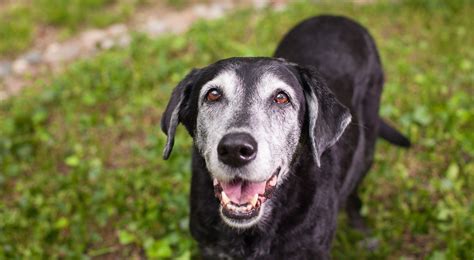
left=378, top=118, right=411, bottom=148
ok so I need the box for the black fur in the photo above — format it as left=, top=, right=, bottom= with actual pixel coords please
left=161, top=15, right=410, bottom=259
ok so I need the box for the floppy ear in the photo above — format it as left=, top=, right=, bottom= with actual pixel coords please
left=298, top=66, right=352, bottom=167
left=161, top=69, right=201, bottom=160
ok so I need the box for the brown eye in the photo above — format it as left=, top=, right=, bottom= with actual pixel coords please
left=274, top=92, right=289, bottom=104
left=206, top=88, right=222, bottom=102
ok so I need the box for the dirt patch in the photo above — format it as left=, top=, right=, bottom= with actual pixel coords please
left=0, top=0, right=291, bottom=100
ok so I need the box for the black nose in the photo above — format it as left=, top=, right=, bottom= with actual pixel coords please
left=217, top=133, right=258, bottom=167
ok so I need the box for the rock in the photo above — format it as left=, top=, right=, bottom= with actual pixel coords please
left=0, top=61, right=12, bottom=78
left=193, top=4, right=207, bottom=17
left=273, top=1, right=287, bottom=11
left=12, top=59, right=29, bottom=75
left=208, top=3, right=226, bottom=19
left=160, top=9, right=197, bottom=34
left=117, top=34, right=131, bottom=47
left=100, top=38, right=115, bottom=50
left=194, top=2, right=230, bottom=19
left=107, top=24, right=127, bottom=37
left=81, top=29, right=107, bottom=50
left=253, top=0, right=270, bottom=9
left=43, top=42, right=81, bottom=64
left=22, top=50, right=42, bottom=64
left=141, top=19, right=167, bottom=37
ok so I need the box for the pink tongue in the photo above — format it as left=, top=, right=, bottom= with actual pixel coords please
left=221, top=179, right=266, bottom=204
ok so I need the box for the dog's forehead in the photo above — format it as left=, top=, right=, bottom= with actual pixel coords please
left=206, top=58, right=303, bottom=96
left=236, top=61, right=300, bottom=91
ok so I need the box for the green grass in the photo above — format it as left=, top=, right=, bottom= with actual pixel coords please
left=0, top=0, right=145, bottom=58
left=0, top=1, right=473, bottom=258
left=35, top=0, right=142, bottom=30
left=0, top=5, right=35, bottom=58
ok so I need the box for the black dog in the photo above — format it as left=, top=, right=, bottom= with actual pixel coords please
left=161, top=15, right=409, bottom=259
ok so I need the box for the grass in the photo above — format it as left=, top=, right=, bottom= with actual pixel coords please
left=35, top=0, right=142, bottom=30
left=0, top=0, right=146, bottom=58
left=0, top=5, right=35, bottom=58
left=0, top=0, right=473, bottom=258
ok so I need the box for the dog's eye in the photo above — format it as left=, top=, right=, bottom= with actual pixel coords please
left=206, top=88, right=222, bottom=102
left=274, top=92, right=290, bottom=104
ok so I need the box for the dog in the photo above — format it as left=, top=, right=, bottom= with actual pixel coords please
left=161, top=15, right=410, bottom=259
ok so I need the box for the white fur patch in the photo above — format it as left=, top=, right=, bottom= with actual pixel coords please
left=195, top=69, right=303, bottom=228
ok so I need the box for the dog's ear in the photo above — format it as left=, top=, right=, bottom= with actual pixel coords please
left=161, top=69, right=201, bottom=160
left=298, top=66, right=352, bottom=167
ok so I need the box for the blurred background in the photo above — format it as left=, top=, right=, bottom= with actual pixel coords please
left=0, top=0, right=472, bottom=258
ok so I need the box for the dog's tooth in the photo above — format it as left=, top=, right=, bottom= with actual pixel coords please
left=250, top=194, right=258, bottom=207
left=213, top=179, right=218, bottom=186
left=221, top=191, right=230, bottom=204
left=246, top=204, right=252, bottom=211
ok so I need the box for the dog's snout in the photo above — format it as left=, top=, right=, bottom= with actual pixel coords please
left=217, top=133, right=258, bottom=167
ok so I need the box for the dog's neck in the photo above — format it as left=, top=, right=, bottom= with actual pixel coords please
left=188, top=146, right=339, bottom=259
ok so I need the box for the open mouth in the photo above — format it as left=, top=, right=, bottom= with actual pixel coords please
left=213, top=168, right=280, bottom=221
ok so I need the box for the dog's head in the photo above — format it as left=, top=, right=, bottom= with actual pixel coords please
left=161, top=57, right=351, bottom=229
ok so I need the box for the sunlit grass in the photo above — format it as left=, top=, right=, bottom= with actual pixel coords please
left=0, top=0, right=145, bottom=57
left=0, top=0, right=473, bottom=258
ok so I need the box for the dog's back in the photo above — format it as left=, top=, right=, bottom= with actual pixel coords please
left=275, top=15, right=400, bottom=225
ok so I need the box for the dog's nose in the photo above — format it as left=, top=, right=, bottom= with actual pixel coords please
left=217, top=133, right=258, bottom=167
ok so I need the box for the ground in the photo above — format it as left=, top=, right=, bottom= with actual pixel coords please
left=0, top=0, right=473, bottom=259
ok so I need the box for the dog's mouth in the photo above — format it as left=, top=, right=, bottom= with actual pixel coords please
left=213, top=168, right=280, bottom=221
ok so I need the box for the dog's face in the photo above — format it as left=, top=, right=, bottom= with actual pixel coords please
left=195, top=62, right=305, bottom=228
left=162, top=58, right=351, bottom=229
